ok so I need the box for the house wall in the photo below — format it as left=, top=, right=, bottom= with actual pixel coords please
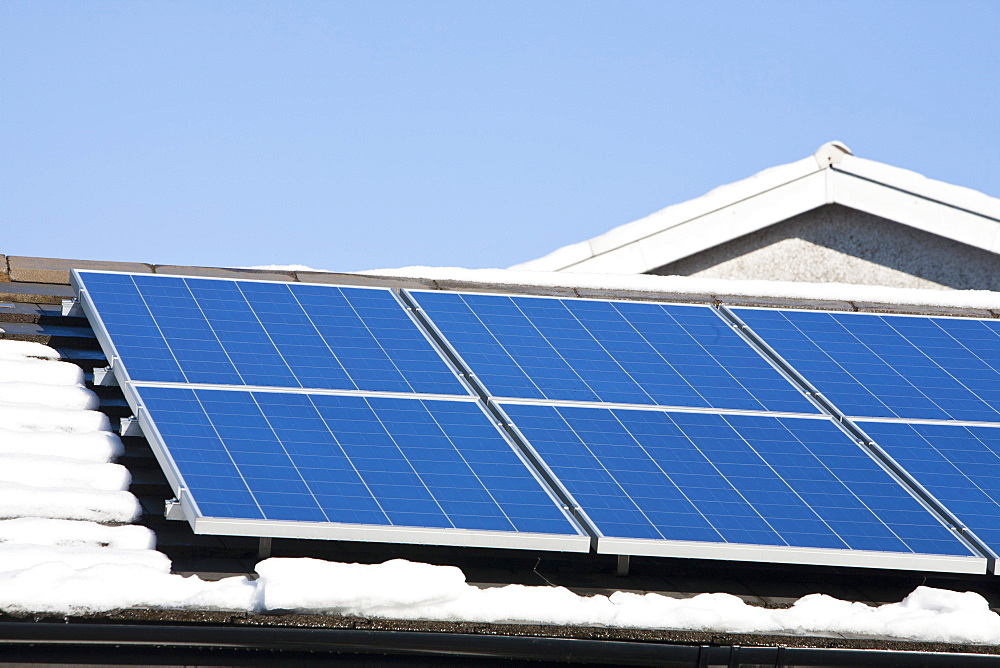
left=649, top=204, right=1000, bottom=291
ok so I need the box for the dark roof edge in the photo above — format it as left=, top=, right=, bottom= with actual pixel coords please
left=3, top=254, right=999, bottom=319
left=0, top=614, right=998, bottom=660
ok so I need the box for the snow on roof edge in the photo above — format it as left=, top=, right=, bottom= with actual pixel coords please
left=513, top=142, right=1000, bottom=272
left=511, top=152, right=821, bottom=271
left=357, top=266, right=1000, bottom=313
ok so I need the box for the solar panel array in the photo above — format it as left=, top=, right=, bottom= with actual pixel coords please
left=74, top=270, right=1000, bottom=573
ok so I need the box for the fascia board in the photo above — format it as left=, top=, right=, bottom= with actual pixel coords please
left=512, top=156, right=822, bottom=271
left=833, top=170, right=1000, bottom=254
left=560, top=170, right=827, bottom=274
left=836, top=155, right=1000, bottom=221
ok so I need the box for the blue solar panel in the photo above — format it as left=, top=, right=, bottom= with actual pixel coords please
left=734, top=308, right=1000, bottom=422
left=136, top=385, right=582, bottom=537
left=859, top=421, right=1000, bottom=556
left=76, top=272, right=467, bottom=395
left=502, top=404, right=974, bottom=557
left=410, top=291, right=816, bottom=413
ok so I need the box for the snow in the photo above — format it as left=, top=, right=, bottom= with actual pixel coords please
left=0, top=342, right=136, bottom=523
left=0, top=358, right=84, bottom=385
left=0, top=455, right=130, bottom=491
left=0, top=564, right=256, bottom=615
left=0, top=340, right=61, bottom=361
left=0, top=428, right=123, bottom=462
left=0, top=383, right=99, bottom=411
left=0, top=484, right=141, bottom=523
left=511, top=142, right=1000, bottom=273
left=0, top=340, right=257, bottom=615
left=241, top=264, right=333, bottom=272
left=512, top=153, right=822, bottom=272
left=254, top=558, right=1000, bottom=645
left=0, top=544, right=170, bottom=573
left=357, top=266, right=1000, bottom=312
left=0, top=404, right=111, bottom=433
left=0, top=518, right=155, bottom=550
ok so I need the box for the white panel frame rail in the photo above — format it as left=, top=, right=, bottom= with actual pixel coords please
left=71, top=270, right=592, bottom=554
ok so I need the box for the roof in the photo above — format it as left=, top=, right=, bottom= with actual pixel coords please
left=2, top=255, right=1000, bottom=664
left=512, top=142, right=1000, bottom=274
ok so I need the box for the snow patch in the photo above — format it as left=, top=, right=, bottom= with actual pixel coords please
left=0, top=383, right=99, bottom=411
left=0, top=428, right=123, bottom=462
left=0, top=519, right=155, bottom=550
left=254, top=558, right=1000, bottom=645
left=0, top=544, right=170, bottom=574
left=0, top=455, right=130, bottom=491
left=0, top=341, right=191, bottom=616
left=0, top=358, right=84, bottom=385
left=255, top=558, right=468, bottom=613
left=0, top=341, right=61, bottom=361
left=239, top=264, right=333, bottom=272
left=0, top=563, right=255, bottom=615
left=0, top=404, right=111, bottom=434
left=0, top=483, right=140, bottom=523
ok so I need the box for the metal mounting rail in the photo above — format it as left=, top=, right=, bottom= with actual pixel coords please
left=714, top=304, right=998, bottom=571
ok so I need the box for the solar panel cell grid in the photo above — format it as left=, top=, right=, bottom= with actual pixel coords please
left=78, top=272, right=468, bottom=396
left=859, top=421, right=1000, bottom=555
left=411, top=290, right=817, bottom=414
left=137, top=386, right=581, bottom=536
left=502, top=404, right=973, bottom=557
left=73, top=272, right=189, bottom=382
left=734, top=307, right=1000, bottom=422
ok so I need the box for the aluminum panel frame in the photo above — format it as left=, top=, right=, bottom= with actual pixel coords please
left=595, top=536, right=987, bottom=574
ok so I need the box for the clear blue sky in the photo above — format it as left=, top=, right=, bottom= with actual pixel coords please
left=2, top=1, right=998, bottom=272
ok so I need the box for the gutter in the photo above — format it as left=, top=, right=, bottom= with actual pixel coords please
left=0, top=622, right=997, bottom=667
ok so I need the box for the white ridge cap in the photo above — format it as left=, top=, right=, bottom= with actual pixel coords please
left=813, top=141, right=853, bottom=167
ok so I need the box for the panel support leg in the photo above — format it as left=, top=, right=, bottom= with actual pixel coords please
left=616, top=554, right=630, bottom=577
left=258, top=537, right=272, bottom=559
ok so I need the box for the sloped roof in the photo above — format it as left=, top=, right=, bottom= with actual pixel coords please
left=512, top=142, right=1000, bottom=274
left=3, top=256, right=1000, bottom=662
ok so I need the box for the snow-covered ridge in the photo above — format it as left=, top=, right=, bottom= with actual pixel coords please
left=511, top=142, right=1000, bottom=273
left=358, top=266, right=1000, bottom=312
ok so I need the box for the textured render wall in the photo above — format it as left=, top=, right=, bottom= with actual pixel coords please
left=650, top=205, right=1000, bottom=290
